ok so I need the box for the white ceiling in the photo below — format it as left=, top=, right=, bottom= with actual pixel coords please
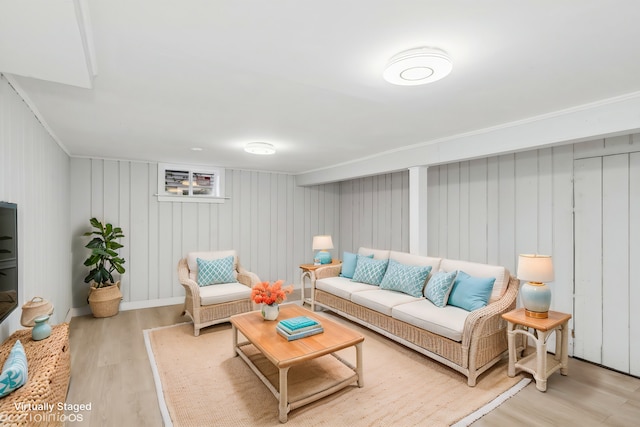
left=3, top=1, right=640, bottom=179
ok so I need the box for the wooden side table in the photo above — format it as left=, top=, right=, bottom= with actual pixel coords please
left=502, top=308, right=571, bottom=391
left=299, top=260, right=341, bottom=306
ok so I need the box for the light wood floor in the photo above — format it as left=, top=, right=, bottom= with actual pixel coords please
left=66, top=304, right=640, bottom=426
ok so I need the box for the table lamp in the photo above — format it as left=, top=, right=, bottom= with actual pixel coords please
left=517, top=254, right=554, bottom=318
left=312, top=235, right=334, bottom=265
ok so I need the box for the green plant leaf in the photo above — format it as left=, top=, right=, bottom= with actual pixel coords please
left=83, top=218, right=126, bottom=285
left=85, top=238, right=105, bottom=249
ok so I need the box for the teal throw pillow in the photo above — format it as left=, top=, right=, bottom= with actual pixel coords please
left=0, top=340, right=28, bottom=397
left=447, top=271, right=495, bottom=311
left=340, top=252, right=373, bottom=279
left=351, top=256, right=389, bottom=286
left=425, top=270, right=458, bottom=307
left=197, top=256, right=235, bottom=286
left=380, top=260, right=431, bottom=298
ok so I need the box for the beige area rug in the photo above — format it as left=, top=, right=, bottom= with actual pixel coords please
left=144, top=312, right=528, bottom=427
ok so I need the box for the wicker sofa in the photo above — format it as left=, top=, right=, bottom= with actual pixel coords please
left=311, top=248, right=519, bottom=386
left=178, top=250, right=261, bottom=336
left=0, top=323, right=70, bottom=425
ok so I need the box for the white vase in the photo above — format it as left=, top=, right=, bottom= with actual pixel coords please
left=261, top=303, right=279, bottom=321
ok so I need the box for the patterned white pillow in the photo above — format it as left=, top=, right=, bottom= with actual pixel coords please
left=0, top=340, right=28, bottom=397
left=351, top=256, right=389, bottom=286
left=425, top=270, right=458, bottom=307
left=380, top=260, right=432, bottom=297
left=197, top=256, right=236, bottom=286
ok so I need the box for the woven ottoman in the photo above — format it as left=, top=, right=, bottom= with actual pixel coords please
left=0, top=323, right=70, bottom=426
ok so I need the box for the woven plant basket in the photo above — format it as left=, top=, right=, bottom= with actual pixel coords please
left=20, top=296, right=54, bottom=327
left=88, top=281, right=122, bottom=318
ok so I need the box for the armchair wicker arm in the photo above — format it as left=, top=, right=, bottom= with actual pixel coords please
left=314, top=263, right=342, bottom=280
left=178, top=258, right=202, bottom=306
left=237, top=266, right=260, bottom=288
left=461, top=276, right=519, bottom=349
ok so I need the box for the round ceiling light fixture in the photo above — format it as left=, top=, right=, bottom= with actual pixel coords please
left=383, top=47, right=452, bottom=86
left=244, top=142, right=276, bottom=155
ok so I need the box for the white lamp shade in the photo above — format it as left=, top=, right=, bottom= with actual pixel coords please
left=312, top=235, right=334, bottom=250
left=517, top=254, right=554, bottom=283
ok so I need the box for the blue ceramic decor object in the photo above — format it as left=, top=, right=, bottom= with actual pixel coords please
left=32, top=315, right=52, bottom=341
left=315, top=250, right=332, bottom=265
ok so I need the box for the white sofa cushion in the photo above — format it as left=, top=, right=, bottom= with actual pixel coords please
left=198, top=282, right=251, bottom=305
left=350, top=289, right=422, bottom=316
left=316, top=276, right=379, bottom=300
left=391, top=299, right=470, bottom=342
left=389, top=251, right=442, bottom=269
left=187, top=250, right=238, bottom=282
left=358, top=247, right=391, bottom=260
left=439, top=259, right=510, bottom=303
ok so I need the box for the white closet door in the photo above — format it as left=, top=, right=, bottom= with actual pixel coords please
left=574, top=153, right=639, bottom=375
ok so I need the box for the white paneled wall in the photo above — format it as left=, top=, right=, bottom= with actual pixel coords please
left=338, top=171, right=410, bottom=253
left=0, top=75, right=71, bottom=340
left=70, top=159, right=340, bottom=308
left=426, top=146, right=575, bottom=320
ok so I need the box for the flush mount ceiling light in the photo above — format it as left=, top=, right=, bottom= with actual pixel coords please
left=244, top=142, right=276, bottom=155
left=383, top=47, right=453, bottom=86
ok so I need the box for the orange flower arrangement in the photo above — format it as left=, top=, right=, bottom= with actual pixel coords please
left=251, top=280, right=293, bottom=305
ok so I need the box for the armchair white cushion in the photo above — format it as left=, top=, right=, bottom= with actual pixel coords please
left=178, top=250, right=259, bottom=336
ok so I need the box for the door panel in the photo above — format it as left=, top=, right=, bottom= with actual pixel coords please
left=573, top=157, right=603, bottom=364
left=574, top=153, right=637, bottom=375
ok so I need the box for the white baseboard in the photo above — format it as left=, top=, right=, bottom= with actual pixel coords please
left=120, top=297, right=184, bottom=311
left=68, top=296, right=185, bottom=319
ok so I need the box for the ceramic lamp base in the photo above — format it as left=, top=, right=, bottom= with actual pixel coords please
left=315, top=250, right=332, bottom=265
left=521, top=281, right=551, bottom=318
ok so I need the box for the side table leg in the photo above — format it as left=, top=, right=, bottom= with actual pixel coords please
left=309, top=271, right=317, bottom=311
left=535, top=329, right=549, bottom=392
left=507, top=322, right=516, bottom=377
left=278, top=367, right=290, bottom=423
left=560, top=321, right=569, bottom=375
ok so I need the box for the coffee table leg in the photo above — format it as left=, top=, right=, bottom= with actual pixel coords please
left=279, top=366, right=290, bottom=423
left=232, top=324, right=238, bottom=356
left=355, top=342, right=364, bottom=387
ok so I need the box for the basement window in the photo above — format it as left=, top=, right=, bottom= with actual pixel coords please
left=157, top=163, right=226, bottom=203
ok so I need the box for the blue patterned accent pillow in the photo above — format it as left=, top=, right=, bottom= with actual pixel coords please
left=447, top=271, right=496, bottom=311
left=380, top=260, right=432, bottom=297
left=351, top=256, right=389, bottom=286
left=197, top=256, right=236, bottom=286
left=340, top=252, right=373, bottom=279
left=425, top=270, right=458, bottom=307
left=0, top=340, right=28, bottom=397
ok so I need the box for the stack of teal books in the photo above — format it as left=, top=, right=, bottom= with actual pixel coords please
left=276, top=316, right=323, bottom=341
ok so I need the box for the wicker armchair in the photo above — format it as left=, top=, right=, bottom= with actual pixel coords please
left=178, top=250, right=260, bottom=336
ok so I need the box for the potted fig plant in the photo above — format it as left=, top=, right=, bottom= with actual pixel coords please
left=83, top=218, right=126, bottom=317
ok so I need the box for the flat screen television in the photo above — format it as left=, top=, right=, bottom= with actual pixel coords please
left=0, top=202, right=18, bottom=323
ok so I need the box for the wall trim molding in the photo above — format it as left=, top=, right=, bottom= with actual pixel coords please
left=67, top=296, right=185, bottom=319
left=1, top=73, right=71, bottom=156
left=296, top=91, right=640, bottom=186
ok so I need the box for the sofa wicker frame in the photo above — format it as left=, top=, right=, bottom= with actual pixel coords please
left=312, top=263, right=519, bottom=386
left=178, top=258, right=260, bottom=336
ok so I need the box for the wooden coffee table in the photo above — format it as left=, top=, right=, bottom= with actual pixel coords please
left=230, top=304, right=364, bottom=423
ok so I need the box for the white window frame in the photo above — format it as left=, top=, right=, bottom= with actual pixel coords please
left=157, top=163, right=226, bottom=203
